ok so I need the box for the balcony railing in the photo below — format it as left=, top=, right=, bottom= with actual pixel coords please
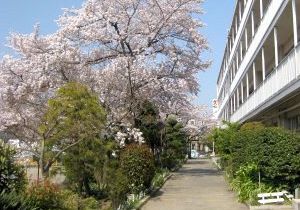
left=230, top=43, right=300, bottom=122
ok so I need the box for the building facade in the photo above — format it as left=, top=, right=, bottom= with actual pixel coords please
left=216, top=0, right=300, bottom=131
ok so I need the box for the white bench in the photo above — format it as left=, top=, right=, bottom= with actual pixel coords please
left=282, top=190, right=294, bottom=200
left=258, top=191, right=294, bottom=205
left=258, top=192, right=284, bottom=204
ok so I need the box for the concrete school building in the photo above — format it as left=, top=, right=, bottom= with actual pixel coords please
left=216, top=0, right=300, bottom=130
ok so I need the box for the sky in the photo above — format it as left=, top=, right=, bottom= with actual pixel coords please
left=0, top=0, right=235, bottom=107
left=198, top=1, right=235, bottom=106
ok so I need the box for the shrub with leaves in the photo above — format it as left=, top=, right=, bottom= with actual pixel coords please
left=210, top=122, right=300, bottom=203
left=107, top=167, right=130, bottom=210
left=0, top=190, right=37, bottom=210
left=0, top=140, right=26, bottom=192
left=230, top=164, right=274, bottom=205
left=25, top=181, right=65, bottom=210
left=60, top=189, right=100, bottom=210
left=151, top=169, right=169, bottom=188
left=120, top=144, right=155, bottom=195
left=208, top=121, right=240, bottom=157
left=231, top=127, right=300, bottom=191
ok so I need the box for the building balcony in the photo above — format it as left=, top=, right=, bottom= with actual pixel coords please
left=230, top=43, right=300, bottom=122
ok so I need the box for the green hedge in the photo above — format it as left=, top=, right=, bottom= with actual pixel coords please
left=211, top=122, right=300, bottom=202
left=231, top=126, right=300, bottom=191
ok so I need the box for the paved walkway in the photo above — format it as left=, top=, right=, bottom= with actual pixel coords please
left=142, top=159, right=248, bottom=210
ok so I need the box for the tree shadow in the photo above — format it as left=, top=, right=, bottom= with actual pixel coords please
left=176, top=168, right=222, bottom=176
left=185, top=159, right=207, bottom=165
left=150, top=189, right=164, bottom=198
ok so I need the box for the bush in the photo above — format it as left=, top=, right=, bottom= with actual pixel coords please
left=231, top=127, right=300, bottom=191
left=230, top=164, right=274, bottom=205
left=209, top=122, right=240, bottom=157
left=61, top=189, right=100, bottom=210
left=151, top=169, right=169, bottom=188
left=107, top=168, right=130, bottom=210
left=120, top=144, right=155, bottom=194
left=0, top=140, right=26, bottom=192
left=210, top=122, right=300, bottom=203
left=161, top=149, right=179, bottom=170
left=0, top=190, right=37, bottom=210
left=26, top=181, right=65, bottom=210
left=240, top=122, right=265, bottom=131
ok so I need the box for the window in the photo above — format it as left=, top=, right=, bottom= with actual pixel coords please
left=288, top=115, right=300, bottom=131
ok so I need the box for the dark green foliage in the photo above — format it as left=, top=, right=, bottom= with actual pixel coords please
left=161, top=117, right=187, bottom=169
left=0, top=141, right=26, bottom=192
left=40, top=82, right=107, bottom=195
left=107, top=166, right=130, bottom=210
left=230, top=164, right=274, bottom=204
left=210, top=121, right=300, bottom=202
left=62, top=139, right=107, bottom=196
left=135, top=100, right=162, bottom=154
left=0, top=191, right=38, bottom=210
left=120, top=144, right=155, bottom=194
left=231, top=127, right=300, bottom=191
left=161, top=149, right=178, bottom=170
left=209, top=121, right=240, bottom=156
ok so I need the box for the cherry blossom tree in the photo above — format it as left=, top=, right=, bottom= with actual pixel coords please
left=0, top=0, right=209, bottom=160
left=182, top=104, right=216, bottom=140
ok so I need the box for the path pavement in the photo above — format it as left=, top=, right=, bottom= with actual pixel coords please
left=142, top=159, right=248, bottom=210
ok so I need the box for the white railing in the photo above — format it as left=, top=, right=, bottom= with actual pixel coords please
left=217, top=0, right=253, bottom=99
left=216, top=0, right=288, bottom=118
left=231, top=44, right=300, bottom=122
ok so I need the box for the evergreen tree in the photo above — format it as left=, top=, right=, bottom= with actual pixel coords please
left=39, top=82, right=107, bottom=195
left=161, top=116, right=187, bottom=169
left=135, top=101, right=162, bottom=154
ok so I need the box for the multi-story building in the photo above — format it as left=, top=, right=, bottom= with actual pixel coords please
left=216, top=0, right=300, bottom=131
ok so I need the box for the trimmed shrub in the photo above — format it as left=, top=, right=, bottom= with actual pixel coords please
left=240, top=122, right=265, bottom=131
left=231, top=127, right=300, bottom=191
left=209, top=122, right=240, bottom=157
left=120, top=144, right=155, bottom=194
left=210, top=122, right=300, bottom=203
left=0, top=140, right=26, bottom=192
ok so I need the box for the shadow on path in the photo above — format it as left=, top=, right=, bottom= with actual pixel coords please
left=142, top=159, right=248, bottom=210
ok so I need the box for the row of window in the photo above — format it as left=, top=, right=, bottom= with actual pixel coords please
left=217, top=0, right=272, bottom=104
left=220, top=0, right=300, bottom=121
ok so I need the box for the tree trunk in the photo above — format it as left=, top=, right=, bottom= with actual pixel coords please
left=39, top=137, right=47, bottom=179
